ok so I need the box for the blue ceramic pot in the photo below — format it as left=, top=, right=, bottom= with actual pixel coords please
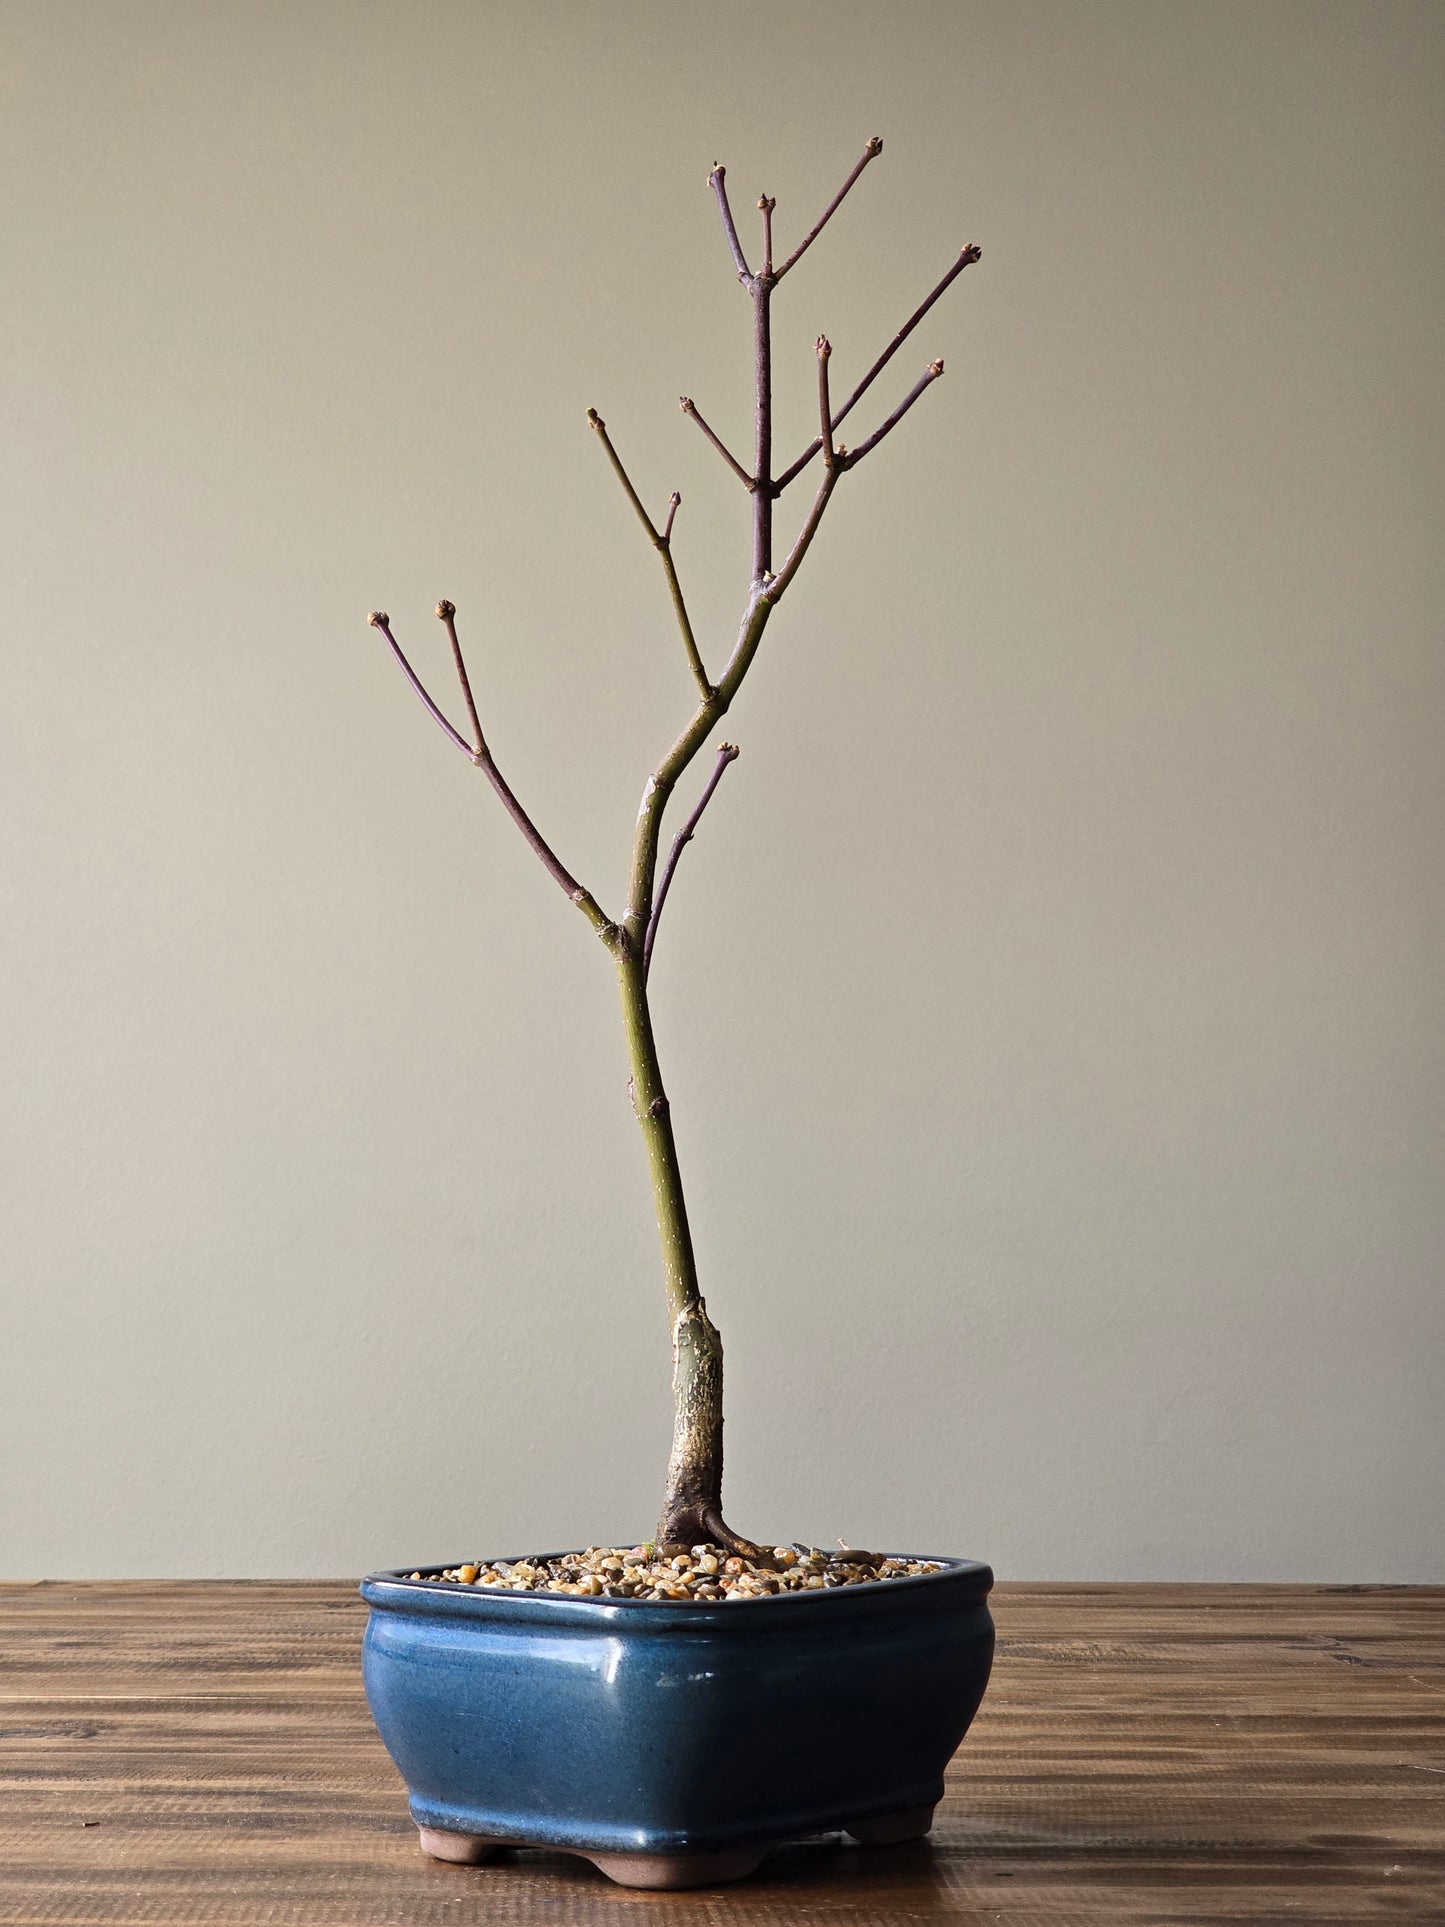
left=360, top=1552, right=993, bottom=1888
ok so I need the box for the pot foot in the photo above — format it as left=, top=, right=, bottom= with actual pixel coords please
left=847, top=1803, right=936, bottom=1846
left=586, top=1846, right=767, bottom=1889
left=418, top=1826, right=501, bottom=1864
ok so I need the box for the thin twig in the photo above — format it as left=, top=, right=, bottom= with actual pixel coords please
left=587, top=408, right=659, bottom=541
left=589, top=414, right=711, bottom=699
left=368, top=612, right=472, bottom=758
left=774, top=244, right=981, bottom=490
left=708, top=163, right=753, bottom=285
left=842, top=360, right=945, bottom=469
left=657, top=526, right=713, bottom=702
left=816, top=335, right=835, bottom=464
left=435, top=600, right=484, bottom=755
left=680, top=396, right=754, bottom=488
left=758, top=195, right=775, bottom=277
left=643, top=743, right=740, bottom=977
left=774, top=136, right=882, bottom=282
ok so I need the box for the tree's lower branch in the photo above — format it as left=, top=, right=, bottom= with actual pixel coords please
left=643, top=742, right=740, bottom=978
left=370, top=609, right=617, bottom=945
left=472, top=741, right=617, bottom=942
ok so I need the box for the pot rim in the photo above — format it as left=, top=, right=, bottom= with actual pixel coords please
left=361, top=1551, right=992, bottom=1630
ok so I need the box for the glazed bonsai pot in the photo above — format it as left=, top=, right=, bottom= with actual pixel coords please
left=360, top=1552, right=993, bottom=1889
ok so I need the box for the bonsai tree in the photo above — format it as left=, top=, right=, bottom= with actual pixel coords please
left=367, top=141, right=980, bottom=1559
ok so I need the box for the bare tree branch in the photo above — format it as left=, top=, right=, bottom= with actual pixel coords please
left=368, top=612, right=473, bottom=758
left=588, top=412, right=712, bottom=699
left=707, top=163, right=753, bottom=285
left=656, top=520, right=713, bottom=702
left=369, top=608, right=615, bottom=940
left=816, top=334, right=835, bottom=463
left=679, top=396, right=754, bottom=489
left=435, top=599, right=484, bottom=755
left=643, top=742, right=740, bottom=977
left=775, top=243, right=981, bottom=490
left=757, top=194, right=775, bottom=277
left=773, top=136, right=882, bottom=282
left=842, top=360, right=945, bottom=469
left=586, top=407, right=660, bottom=541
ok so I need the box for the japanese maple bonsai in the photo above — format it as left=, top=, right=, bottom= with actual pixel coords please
left=367, top=139, right=981, bottom=1558
left=358, top=144, right=993, bottom=1889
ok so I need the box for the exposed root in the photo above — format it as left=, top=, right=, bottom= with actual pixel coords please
left=653, top=1505, right=774, bottom=1567
left=703, top=1506, right=774, bottom=1565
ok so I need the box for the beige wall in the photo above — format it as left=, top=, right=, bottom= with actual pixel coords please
left=3, top=0, right=1441, bottom=1580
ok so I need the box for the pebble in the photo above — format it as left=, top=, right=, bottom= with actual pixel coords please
left=422, top=1542, right=944, bottom=1602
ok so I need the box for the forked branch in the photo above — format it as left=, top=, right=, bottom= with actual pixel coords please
left=368, top=612, right=473, bottom=758
left=775, top=243, right=981, bottom=490
left=587, top=410, right=712, bottom=699
left=367, top=609, right=615, bottom=941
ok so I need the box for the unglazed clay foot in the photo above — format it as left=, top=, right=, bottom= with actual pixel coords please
left=417, top=1826, right=501, bottom=1864
left=586, top=1845, right=767, bottom=1889
left=847, top=1803, right=936, bottom=1846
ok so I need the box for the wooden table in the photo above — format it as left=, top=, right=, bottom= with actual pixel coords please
left=2, top=1582, right=1441, bottom=1923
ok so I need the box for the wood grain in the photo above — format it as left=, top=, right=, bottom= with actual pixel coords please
left=1, top=1581, right=1441, bottom=1923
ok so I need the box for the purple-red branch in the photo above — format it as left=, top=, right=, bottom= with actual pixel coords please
left=368, top=612, right=473, bottom=758
left=774, top=243, right=980, bottom=491
left=774, top=136, right=882, bottom=282
left=842, top=360, right=945, bottom=469
left=368, top=608, right=611, bottom=931
left=679, top=396, right=754, bottom=489
left=707, top=164, right=753, bottom=285
left=437, top=599, right=484, bottom=755
left=643, top=742, right=741, bottom=977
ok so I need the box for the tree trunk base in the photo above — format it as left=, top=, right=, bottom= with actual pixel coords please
left=655, top=1502, right=773, bottom=1565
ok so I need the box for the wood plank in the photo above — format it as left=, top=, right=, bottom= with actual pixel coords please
left=1, top=1582, right=1441, bottom=1922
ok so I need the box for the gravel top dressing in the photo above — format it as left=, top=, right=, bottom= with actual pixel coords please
left=406, top=1543, right=943, bottom=1602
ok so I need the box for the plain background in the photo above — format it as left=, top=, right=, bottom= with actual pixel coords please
left=2, top=1, right=1441, bottom=1581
